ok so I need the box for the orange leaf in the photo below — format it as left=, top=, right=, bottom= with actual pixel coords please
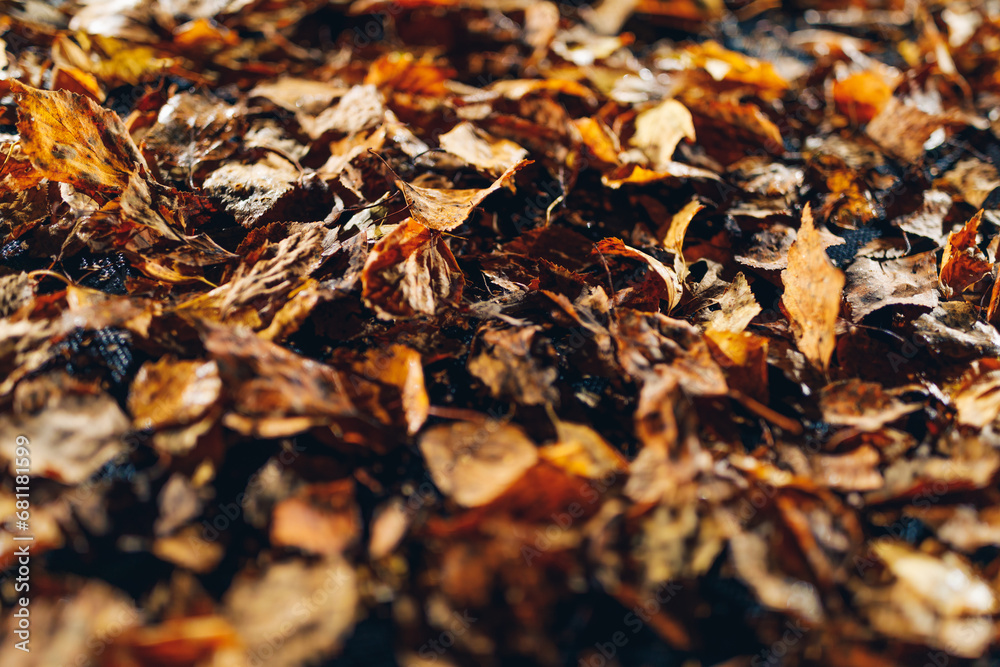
left=781, top=204, right=845, bottom=370
left=940, top=210, right=990, bottom=298
left=361, top=218, right=465, bottom=318
left=10, top=80, right=148, bottom=201
left=397, top=159, right=530, bottom=232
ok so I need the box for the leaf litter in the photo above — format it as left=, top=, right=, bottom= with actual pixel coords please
left=6, top=1, right=1000, bottom=666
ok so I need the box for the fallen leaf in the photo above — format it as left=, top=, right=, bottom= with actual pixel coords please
left=845, top=252, right=939, bottom=320
left=629, top=98, right=695, bottom=171
left=594, top=238, right=683, bottom=312
left=271, top=479, right=360, bottom=557
left=704, top=272, right=760, bottom=334
left=11, top=80, right=149, bottom=200
left=820, top=379, right=920, bottom=431
left=361, top=218, right=465, bottom=319
left=781, top=204, right=845, bottom=370
left=419, top=421, right=539, bottom=507
left=439, top=122, right=529, bottom=177
left=0, top=376, right=130, bottom=484
left=225, top=557, right=358, bottom=667
left=398, top=159, right=531, bottom=232
left=940, top=209, right=990, bottom=298
left=833, top=71, right=894, bottom=124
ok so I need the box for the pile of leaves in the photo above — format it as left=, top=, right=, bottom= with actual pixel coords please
left=6, top=0, right=1000, bottom=665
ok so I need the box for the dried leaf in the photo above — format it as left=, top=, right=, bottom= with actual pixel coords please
left=630, top=98, right=695, bottom=171
left=940, top=209, right=990, bottom=298
left=271, top=479, right=360, bottom=557
left=820, top=379, right=920, bottom=432
left=11, top=80, right=148, bottom=199
left=361, top=218, right=465, bottom=319
left=705, top=272, right=760, bottom=334
left=781, top=204, right=845, bottom=370
left=439, top=122, right=529, bottom=177
left=845, top=252, right=939, bottom=320
left=225, top=558, right=358, bottom=667
left=468, top=323, right=559, bottom=405
left=0, top=379, right=130, bottom=484
left=398, top=159, right=531, bottom=232
left=419, top=421, right=539, bottom=507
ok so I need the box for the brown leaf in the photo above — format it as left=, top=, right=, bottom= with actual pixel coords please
left=343, top=344, right=430, bottom=434
left=953, top=363, right=1000, bottom=428
left=781, top=204, right=845, bottom=370
left=467, top=323, right=559, bottom=406
left=813, top=445, right=884, bottom=491
left=704, top=272, right=760, bottom=334
left=0, top=581, right=140, bottom=667
left=594, top=238, right=683, bottom=312
left=419, top=420, right=539, bottom=507
left=128, top=357, right=222, bottom=431
left=820, top=379, right=921, bottom=431
left=855, top=541, right=997, bottom=657
left=11, top=80, right=148, bottom=200
left=705, top=329, right=769, bottom=401
left=629, top=99, right=695, bottom=171
left=833, top=71, right=894, bottom=124
left=270, top=479, right=360, bottom=557
left=572, top=116, right=621, bottom=166
left=845, top=252, right=939, bottom=320
left=0, top=376, right=130, bottom=484
left=224, top=557, right=358, bottom=667
left=298, top=84, right=385, bottom=140
left=539, top=411, right=629, bottom=479
left=601, top=161, right=721, bottom=188
left=866, top=97, right=964, bottom=165
left=940, top=209, right=990, bottom=298
left=361, top=218, right=465, bottom=319
left=439, top=122, right=530, bottom=177
left=398, top=159, right=531, bottom=232
left=200, top=324, right=355, bottom=438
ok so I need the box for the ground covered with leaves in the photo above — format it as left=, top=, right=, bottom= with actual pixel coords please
left=5, top=0, right=1000, bottom=665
